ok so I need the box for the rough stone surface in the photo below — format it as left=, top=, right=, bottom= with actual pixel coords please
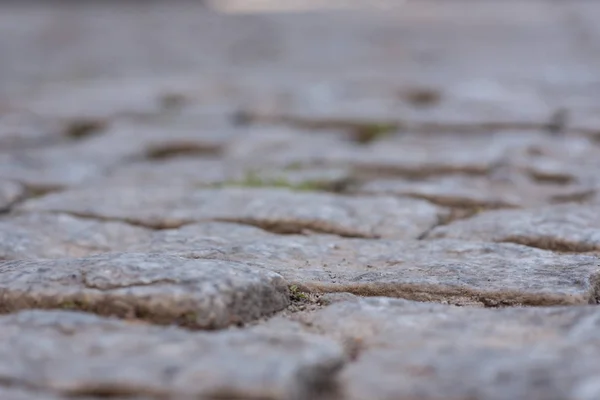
left=0, top=310, right=344, bottom=400
left=428, top=204, right=600, bottom=252
left=0, top=212, right=153, bottom=260
left=130, top=235, right=600, bottom=306
left=266, top=297, right=600, bottom=400
left=0, top=253, right=290, bottom=328
left=18, top=186, right=448, bottom=238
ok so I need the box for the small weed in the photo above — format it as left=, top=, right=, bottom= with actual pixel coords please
left=354, top=123, right=397, bottom=144
left=60, top=301, right=77, bottom=310
left=181, top=311, right=197, bottom=325
left=217, top=171, right=326, bottom=192
left=289, top=285, right=308, bottom=302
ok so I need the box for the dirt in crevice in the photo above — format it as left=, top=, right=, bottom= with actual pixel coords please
left=212, top=217, right=379, bottom=239
left=61, top=384, right=171, bottom=399
left=400, top=87, right=442, bottom=108
left=400, top=191, right=518, bottom=211
left=550, top=189, right=597, bottom=204
left=349, top=165, right=492, bottom=181
left=525, top=169, right=574, bottom=185
left=144, top=143, right=222, bottom=160
left=298, top=281, right=595, bottom=308
left=416, top=215, right=447, bottom=241
left=495, top=235, right=600, bottom=253
left=63, top=118, right=108, bottom=141
left=22, top=185, right=65, bottom=199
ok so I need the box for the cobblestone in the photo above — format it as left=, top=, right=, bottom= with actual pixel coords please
left=2, top=2, right=600, bottom=399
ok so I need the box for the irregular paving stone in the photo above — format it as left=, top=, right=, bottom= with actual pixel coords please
left=18, top=186, right=448, bottom=238
left=0, top=178, right=24, bottom=211
left=355, top=174, right=597, bottom=208
left=86, top=156, right=353, bottom=191
left=0, top=253, right=289, bottom=328
left=0, top=310, right=344, bottom=400
left=131, top=235, right=600, bottom=306
left=0, top=212, right=153, bottom=260
left=276, top=297, right=600, bottom=400
left=428, top=204, right=600, bottom=252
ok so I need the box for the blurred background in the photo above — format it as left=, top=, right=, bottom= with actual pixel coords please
left=3, top=1, right=599, bottom=106
left=1, top=0, right=600, bottom=198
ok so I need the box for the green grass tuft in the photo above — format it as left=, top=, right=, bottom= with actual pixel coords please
left=289, top=285, right=308, bottom=301
left=217, top=171, right=326, bottom=192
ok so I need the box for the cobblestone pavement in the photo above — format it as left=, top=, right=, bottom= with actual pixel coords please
left=2, top=1, right=600, bottom=399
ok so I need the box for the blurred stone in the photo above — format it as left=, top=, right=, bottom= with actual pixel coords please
left=428, top=204, right=600, bottom=252
left=0, top=310, right=343, bottom=399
